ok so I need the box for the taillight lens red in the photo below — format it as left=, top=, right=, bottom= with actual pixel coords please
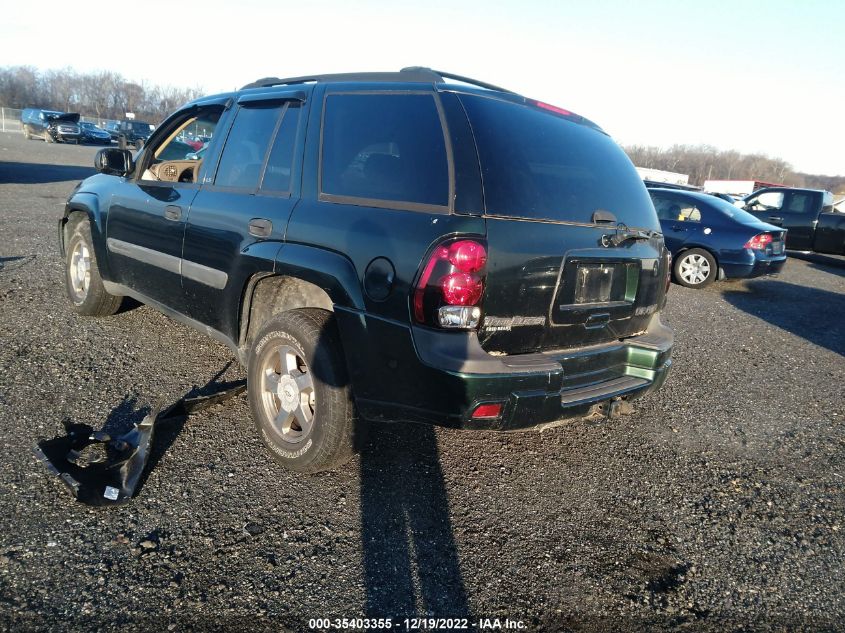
left=448, top=240, right=487, bottom=273
left=440, top=272, right=484, bottom=305
left=413, top=238, right=488, bottom=328
left=471, top=403, right=503, bottom=419
left=744, top=233, right=773, bottom=250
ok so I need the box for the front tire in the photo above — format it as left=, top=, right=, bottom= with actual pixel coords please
left=45, top=131, right=54, bottom=143
left=247, top=309, right=356, bottom=473
left=64, top=217, right=123, bottom=316
left=674, top=248, right=717, bottom=288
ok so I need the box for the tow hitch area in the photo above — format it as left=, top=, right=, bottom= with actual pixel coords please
left=33, top=381, right=246, bottom=506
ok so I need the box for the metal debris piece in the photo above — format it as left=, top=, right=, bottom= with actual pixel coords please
left=33, top=381, right=246, bottom=506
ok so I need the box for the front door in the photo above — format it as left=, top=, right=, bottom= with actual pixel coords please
left=105, top=105, right=226, bottom=313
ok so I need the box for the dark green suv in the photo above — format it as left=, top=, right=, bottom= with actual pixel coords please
left=59, top=67, right=673, bottom=472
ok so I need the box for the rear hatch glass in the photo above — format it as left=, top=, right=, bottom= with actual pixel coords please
left=458, top=94, right=666, bottom=354
left=459, top=94, right=659, bottom=230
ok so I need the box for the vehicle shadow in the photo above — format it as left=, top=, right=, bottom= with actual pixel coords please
left=786, top=251, right=845, bottom=278
left=0, top=161, right=95, bottom=185
left=720, top=279, right=845, bottom=356
left=357, top=422, right=472, bottom=622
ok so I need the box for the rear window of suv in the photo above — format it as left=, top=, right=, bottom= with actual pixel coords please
left=459, top=94, right=659, bottom=229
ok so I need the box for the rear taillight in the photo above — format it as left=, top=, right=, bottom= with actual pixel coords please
left=413, top=238, right=487, bottom=329
left=744, top=233, right=773, bottom=250
left=665, top=250, right=672, bottom=294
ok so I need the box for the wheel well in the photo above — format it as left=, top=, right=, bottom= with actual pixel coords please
left=240, top=275, right=334, bottom=347
left=61, top=210, right=88, bottom=255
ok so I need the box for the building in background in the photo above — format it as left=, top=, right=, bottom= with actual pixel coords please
left=635, top=167, right=689, bottom=186
left=703, top=179, right=786, bottom=197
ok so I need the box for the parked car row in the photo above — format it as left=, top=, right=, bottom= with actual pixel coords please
left=20, top=108, right=155, bottom=147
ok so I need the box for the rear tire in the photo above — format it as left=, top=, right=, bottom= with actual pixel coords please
left=674, top=248, right=717, bottom=288
left=64, top=216, right=123, bottom=316
left=24, top=128, right=31, bottom=140
left=247, top=309, right=356, bottom=473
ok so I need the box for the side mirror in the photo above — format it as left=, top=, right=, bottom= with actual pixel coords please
left=95, top=148, right=134, bottom=176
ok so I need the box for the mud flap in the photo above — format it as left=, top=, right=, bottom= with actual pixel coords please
left=33, top=382, right=245, bottom=506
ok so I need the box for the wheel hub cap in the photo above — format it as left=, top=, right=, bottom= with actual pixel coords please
left=259, top=344, right=315, bottom=444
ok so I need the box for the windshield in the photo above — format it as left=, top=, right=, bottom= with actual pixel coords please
left=459, top=94, right=659, bottom=230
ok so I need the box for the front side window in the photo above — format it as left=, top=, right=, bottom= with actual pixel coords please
left=320, top=93, right=449, bottom=207
left=139, top=108, right=222, bottom=182
left=746, top=191, right=784, bottom=212
left=214, top=103, right=283, bottom=189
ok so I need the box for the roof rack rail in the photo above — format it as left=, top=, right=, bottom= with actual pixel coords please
left=241, top=67, right=515, bottom=94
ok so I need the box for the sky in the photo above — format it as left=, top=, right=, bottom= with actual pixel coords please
left=2, top=0, right=843, bottom=175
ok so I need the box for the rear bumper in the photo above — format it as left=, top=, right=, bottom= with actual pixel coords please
left=339, top=309, right=673, bottom=430
left=721, top=251, right=787, bottom=279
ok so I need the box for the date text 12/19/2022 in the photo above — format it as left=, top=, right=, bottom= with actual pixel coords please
left=308, top=617, right=527, bottom=630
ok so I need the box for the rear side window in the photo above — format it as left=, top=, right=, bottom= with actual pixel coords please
left=215, top=104, right=283, bottom=189
left=320, top=93, right=449, bottom=208
left=460, top=95, right=659, bottom=229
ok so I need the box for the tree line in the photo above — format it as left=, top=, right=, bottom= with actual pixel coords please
left=0, top=66, right=203, bottom=123
left=624, top=144, right=844, bottom=193
left=1, top=65, right=842, bottom=193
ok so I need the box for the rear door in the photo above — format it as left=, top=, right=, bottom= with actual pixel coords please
left=181, top=92, right=307, bottom=336
left=456, top=94, right=667, bottom=354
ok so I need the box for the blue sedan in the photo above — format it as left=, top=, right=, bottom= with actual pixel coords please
left=649, top=189, right=787, bottom=288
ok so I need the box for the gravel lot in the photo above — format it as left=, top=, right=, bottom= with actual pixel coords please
left=0, top=132, right=843, bottom=632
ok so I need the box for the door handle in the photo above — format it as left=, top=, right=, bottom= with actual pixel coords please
left=164, top=205, right=182, bottom=221
left=249, top=218, right=272, bottom=238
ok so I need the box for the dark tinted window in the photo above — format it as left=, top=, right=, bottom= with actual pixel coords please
left=460, top=95, right=659, bottom=229
left=321, top=93, right=449, bottom=207
left=785, top=192, right=814, bottom=213
left=261, top=104, right=301, bottom=193
left=215, top=104, right=282, bottom=189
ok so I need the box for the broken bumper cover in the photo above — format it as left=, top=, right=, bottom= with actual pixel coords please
left=345, top=310, right=673, bottom=431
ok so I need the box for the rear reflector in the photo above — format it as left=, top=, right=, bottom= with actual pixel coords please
left=744, top=233, right=773, bottom=250
left=471, top=403, right=503, bottom=419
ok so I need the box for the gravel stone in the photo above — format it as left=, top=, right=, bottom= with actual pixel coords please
left=0, top=132, right=843, bottom=631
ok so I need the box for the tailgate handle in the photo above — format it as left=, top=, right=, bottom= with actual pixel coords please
left=768, top=216, right=783, bottom=224
left=164, top=205, right=181, bottom=221
left=585, top=313, right=610, bottom=329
